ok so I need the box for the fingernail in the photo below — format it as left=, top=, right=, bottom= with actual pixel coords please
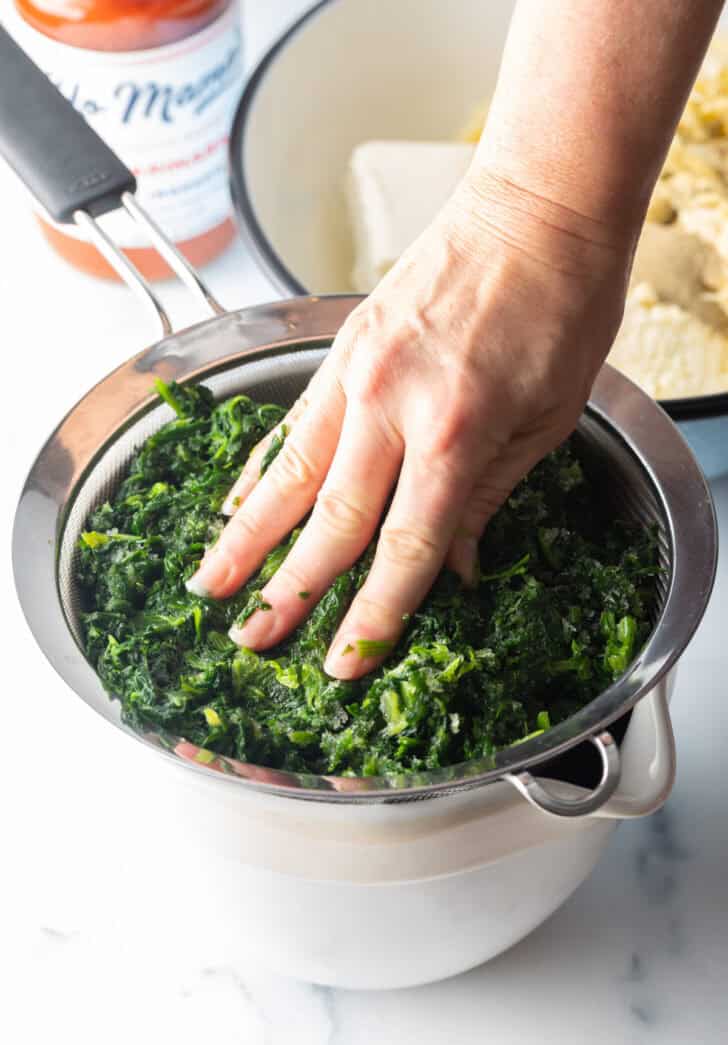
left=325, top=637, right=393, bottom=680
left=228, top=606, right=276, bottom=649
left=185, top=573, right=210, bottom=597
left=221, top=491, right=243, bottom=516
left=324, top=638, right=358, bottom=679
left=185, top=546, right=232, bottom=598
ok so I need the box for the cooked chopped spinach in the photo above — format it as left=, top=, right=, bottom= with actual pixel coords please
left=77, top=380, right=660, bottom=777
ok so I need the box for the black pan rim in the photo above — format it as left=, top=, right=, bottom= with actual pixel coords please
left=662, top=390, right=728, bottom=420
left=228, top=0, right=334, bottom=298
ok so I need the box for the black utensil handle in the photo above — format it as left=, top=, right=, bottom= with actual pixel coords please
left=0, top=25, right=136, bottom=223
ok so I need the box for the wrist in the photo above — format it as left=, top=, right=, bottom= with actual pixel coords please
left=446, top=164, right=640, bottom=283
left=428, top=166, right=633, bottom=386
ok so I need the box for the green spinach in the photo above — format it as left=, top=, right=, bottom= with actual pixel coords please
left=78, top=380, right=660, bottom=777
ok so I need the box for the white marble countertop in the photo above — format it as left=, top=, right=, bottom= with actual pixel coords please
left=2, top=2, right=727, bottom=1041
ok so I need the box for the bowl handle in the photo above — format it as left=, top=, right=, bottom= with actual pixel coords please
left=591, top=676, right=676, bottom=819
left=503, top=732, right=621, bottom=818
left=503, top=678, right=675, bottom=819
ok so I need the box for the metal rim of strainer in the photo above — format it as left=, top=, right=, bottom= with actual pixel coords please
left=11, top=294, right=719, bottom=806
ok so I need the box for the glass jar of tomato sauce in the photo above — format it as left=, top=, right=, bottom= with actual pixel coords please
left=8, top=0, right=243, bottom=280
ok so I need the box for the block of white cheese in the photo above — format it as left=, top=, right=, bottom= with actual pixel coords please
left=608, top=283, right=728, bottom=398
left=347, top=141, right=475, bottom=292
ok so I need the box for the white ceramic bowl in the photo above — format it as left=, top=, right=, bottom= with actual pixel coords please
left=229, top=0, right=728, bottom=478
left=232, top=0, right=509, bottom=296
left=131, top=672, right=676, bottom=989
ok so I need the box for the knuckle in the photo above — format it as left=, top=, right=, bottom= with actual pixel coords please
left=344, top=308, right=369, bottom=341
left=422, top=416, right=470, bottom=461
left=334, top=308, right=370, bottom=359
left=344, top=320, right=411, bottom=406
left=346, top=299, right=385, bottom=340
left=350, top=351, right=392, bottom=406
left=315, top=489, right=370, bottom=539
left=378, top=525, right=438, bottom=565
left=416, top=396, right=493, bottom=466
left=349, top=593, right=402, bottom=631
left=228, top=509, right=260, bottom=542
left=274, top=559, right=314, bottom=597
left=269, top=439, right=317, bottom=492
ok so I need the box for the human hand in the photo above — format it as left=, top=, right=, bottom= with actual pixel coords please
left=186, top=170, right=635, bottom=680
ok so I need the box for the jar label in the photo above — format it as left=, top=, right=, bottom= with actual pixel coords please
left=7, top=4, right=244, bottom=247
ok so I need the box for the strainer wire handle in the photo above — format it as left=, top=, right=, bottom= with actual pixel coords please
left=0, top=24, right=225, bottom=336
left=74, top=199, right=226, bottom=333
left=503, top=730, right=621, bottom=817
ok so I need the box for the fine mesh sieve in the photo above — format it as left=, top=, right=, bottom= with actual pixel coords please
left=2, top=27, right=717, bottom=812
left=13, top=297, right=716, bottom=810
